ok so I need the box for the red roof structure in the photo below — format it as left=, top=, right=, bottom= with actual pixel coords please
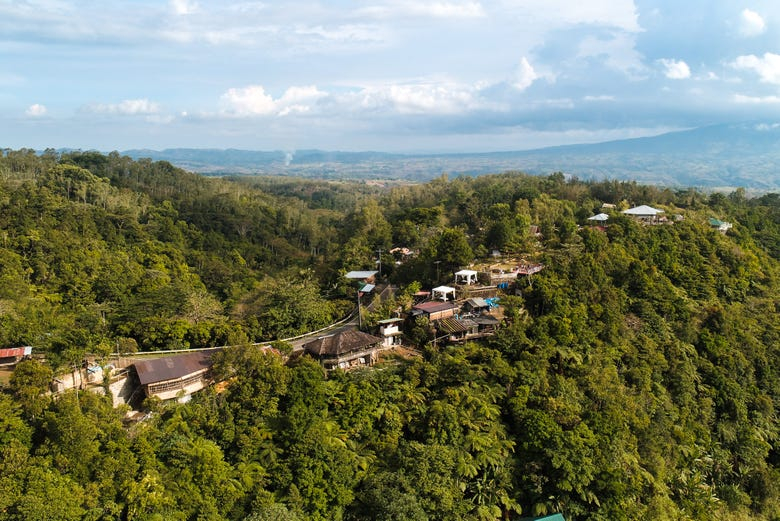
left=0, top=346, right=31, bottom=359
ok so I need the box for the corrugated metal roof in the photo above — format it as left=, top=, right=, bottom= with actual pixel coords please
left=465, top=297, right=489, bottom=308
left=377, top=318, right=404, bottom=324
left=473, top=315, right=500, bottom=325
left=413, top=301, right=457, bottom=313
left=622, top=205, right=663, bottom=215
left=0, top=347, right=30, bottom=358
left=134, top=349, right=218, bottom=386
left=303, top=330, right=382, bottom=358
left=436, top=317, right=477, bottom=334
left=345, top=270, right=378, bottom=279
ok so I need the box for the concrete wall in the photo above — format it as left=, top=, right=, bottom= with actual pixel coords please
left=108, top=375, right=138, bottom=408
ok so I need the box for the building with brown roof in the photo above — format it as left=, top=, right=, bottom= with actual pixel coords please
left=134, top=349, right=218, bottom=401
left=411, top=301, right=458, bottom=321
left=303, top=329, right=383, bottom=371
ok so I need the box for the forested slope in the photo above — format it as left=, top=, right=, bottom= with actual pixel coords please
left=0, top=150, right=779, bottom=520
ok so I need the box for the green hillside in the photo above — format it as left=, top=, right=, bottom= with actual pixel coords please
left=1, top=150, right=779, bottom=520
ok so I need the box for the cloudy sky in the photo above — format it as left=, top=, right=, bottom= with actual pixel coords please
left=3, top=0, right=780, bottom=152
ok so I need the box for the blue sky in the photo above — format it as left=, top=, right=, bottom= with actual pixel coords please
left=3, top=0, right=780, bottom=152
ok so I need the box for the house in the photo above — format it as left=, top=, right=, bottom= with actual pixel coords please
left=432, top=285, right=456, bottom=301
left=411, top=301, right=458, bottom=321
left=377, top=317, right=404, bottom=347
left=303, top=329, right=383, bottom=371
left=622, top=205, right=665, bottom=223
left=345, top=270, right=378, bottom=283
left=473, top=314, right=501, bottom=335
left=454, top=269, right=479, bottom=285
left=134, top=349, right=218, bottom=401
left=436, top=317, right=479, bottom=343
left=587, top=213, right=609, bottom=223
left=462, top=297, right=490, bottom=315
left=0, top=346, right=31, bottom=365
left=434, top=314, right=499, bottom=343
left=709, top=217, right=733, bottom=233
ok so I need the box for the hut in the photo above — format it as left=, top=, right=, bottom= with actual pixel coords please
left=303, top=330, right=383, bottom=371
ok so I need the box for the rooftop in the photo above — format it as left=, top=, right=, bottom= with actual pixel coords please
left=413, top=301, right=458, bottom=313
left=134, top=349, right=218, bottom=386
left=465, top=297, right=489, bottom=308
left=303, top=329, right=383, bottom=358
left=622, top=205, right=664, bottom=216
left=345, top=270, right=378, bottom=279
left=437, top=317, right=477, bottom=334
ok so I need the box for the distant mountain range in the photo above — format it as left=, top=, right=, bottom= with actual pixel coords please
left=123, top=123, right=780, bottom=191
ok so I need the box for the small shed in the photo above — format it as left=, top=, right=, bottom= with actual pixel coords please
left=454, top=269, right=479, bottom=285
left=463, top=297, right=490, bottom=314
left=473, top=314, right=501, bottom=334
left=432, top=285, right=456, bottom=301
left=587, top=213, right=609, bottom=223
left=0, top=346, right=32, bottom=365
left=303, top=330, right=383, bottom=371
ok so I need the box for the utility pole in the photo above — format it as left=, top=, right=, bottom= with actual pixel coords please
left=376, top=248, right=383, bottom=278
left=434, top=260, right=441, bottom=283
left=357, top=288, right=362, bottom=329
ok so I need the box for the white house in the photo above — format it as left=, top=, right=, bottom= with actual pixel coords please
left=622, top=205, right=664, bottom=223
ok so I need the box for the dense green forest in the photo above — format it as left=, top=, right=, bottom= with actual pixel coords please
left=1, top=149, right=779, bottom=520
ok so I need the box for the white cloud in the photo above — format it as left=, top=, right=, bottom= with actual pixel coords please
left=583, top=95, right=615, bottom=102
left=171, top=0, right=198, bottom=15
left=404, top=1, right=486, bottom=19
left=26, top=104, right=47, bottom=117
left=658, top=58, right=691, bottom=79
left=739, top=9, right=766, bottom=37
left=733, top=94, right=780, bottom=104
left=87, top=99, right=161, bottom=115
left=513, top=57, right=539, bottom=90
left=293, top=24, right=386, bottom=44
left=221, top=84, right=327, bottom=116
left=357, top=1, right=485, bottom=19
left=347, top=82, right=482, bottom=114
left=499, top=0, right=640, bottom=32
left=386, top=84, right=479, bottom=114
left=732, top=53, right=780, bottom=85
left=577, top=32, right=646, bottom=78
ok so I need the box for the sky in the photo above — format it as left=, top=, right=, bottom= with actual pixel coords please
left=3, top=0, right=780, bottom=153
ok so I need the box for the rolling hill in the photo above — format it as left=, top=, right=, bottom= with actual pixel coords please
left=124, top=122, right=780, bottom=190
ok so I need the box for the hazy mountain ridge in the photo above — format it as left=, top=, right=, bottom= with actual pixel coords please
left=124, top=123, right=780, bottom=190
